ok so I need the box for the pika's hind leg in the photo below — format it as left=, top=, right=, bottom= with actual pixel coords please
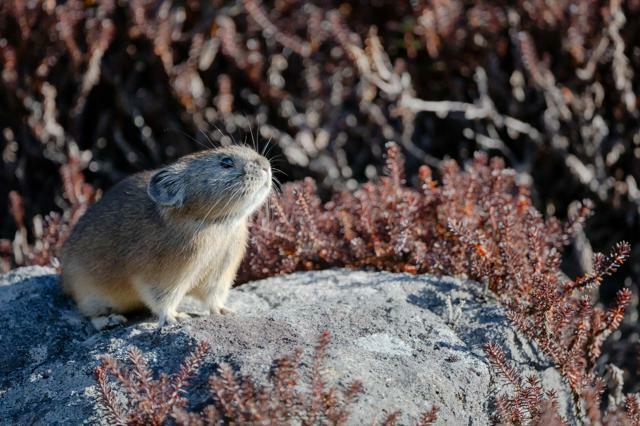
left=75, top=297, right=128, bottom=330
left=91, top=314, right=128, bottom=330
left=62, top=270, right=134, bottom=330
left=133, top=280, right=192, bottom=327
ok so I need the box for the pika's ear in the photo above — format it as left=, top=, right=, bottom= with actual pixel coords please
left=147, top=168, right=185, bottom=207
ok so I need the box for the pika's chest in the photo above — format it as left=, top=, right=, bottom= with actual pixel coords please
left=180, top=224, right=247, bottom=272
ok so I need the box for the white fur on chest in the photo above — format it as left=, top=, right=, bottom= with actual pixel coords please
left=179, top=221, right=245, bottom=289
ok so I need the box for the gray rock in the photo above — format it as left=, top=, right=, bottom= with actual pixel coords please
left=0, top=267, right=572, bottom=425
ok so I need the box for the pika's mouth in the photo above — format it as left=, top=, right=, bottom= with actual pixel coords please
left=242, top=174, right=271, bottom=199
left=260, top=168, right=272, bottom=188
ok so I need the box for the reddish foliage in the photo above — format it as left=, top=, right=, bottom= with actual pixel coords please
left=241, top=143, right=633, bottom=421
left=626, top=395, right=640, bottom=425
left=96, top=331, right=437, bottom=425
left=484, top=342, right=640, bottom=426
left=96, top=341, right=210, bottom=425
left=0, top=148, right=97, bottom=271
left=484, top=342, right=568, bottom=425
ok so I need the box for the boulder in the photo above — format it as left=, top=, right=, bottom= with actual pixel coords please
left=0, top=267, right=572, bottom=424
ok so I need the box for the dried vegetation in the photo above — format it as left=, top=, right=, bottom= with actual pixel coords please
left=241, top=143, right=635, bottom=423
left=1, top=0, right=639, bottom=424
left=95, top=331, right=439, bottom=425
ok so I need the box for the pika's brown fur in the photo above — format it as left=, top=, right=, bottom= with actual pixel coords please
left=61, top=145, right=271, bottom=329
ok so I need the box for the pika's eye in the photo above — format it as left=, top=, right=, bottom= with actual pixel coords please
left=220, top=157, right=235, bottom=169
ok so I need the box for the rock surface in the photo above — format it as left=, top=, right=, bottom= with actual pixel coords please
left=0, top=267, right=572, bottom=425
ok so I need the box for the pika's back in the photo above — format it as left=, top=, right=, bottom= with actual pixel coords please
left=62, top=171, right=163, bottom=273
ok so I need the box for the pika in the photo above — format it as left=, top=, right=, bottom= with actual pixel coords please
left=61, top=145, right=271, bottom=330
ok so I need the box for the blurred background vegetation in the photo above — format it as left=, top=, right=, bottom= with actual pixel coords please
left=1, top=0, right=639, bottom=390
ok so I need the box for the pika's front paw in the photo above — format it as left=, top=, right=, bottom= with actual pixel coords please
left=158, top=311, right=191, bottom=327
left=210, top=307, right=234, bottom=316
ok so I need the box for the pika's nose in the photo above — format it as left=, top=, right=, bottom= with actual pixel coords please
left=245, top=160, right=270, bottom=175
left=255, top=159, right=270, bottom=174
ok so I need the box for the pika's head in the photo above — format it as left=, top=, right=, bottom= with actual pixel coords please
left=147, top=145, right=272, bottom=222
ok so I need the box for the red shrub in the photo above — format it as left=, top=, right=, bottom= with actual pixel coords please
left=0, top=147, right=97, bottom=271
left=95, top=331, right=438, bottom=425
left=241, top=143, right=632, bottom=419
